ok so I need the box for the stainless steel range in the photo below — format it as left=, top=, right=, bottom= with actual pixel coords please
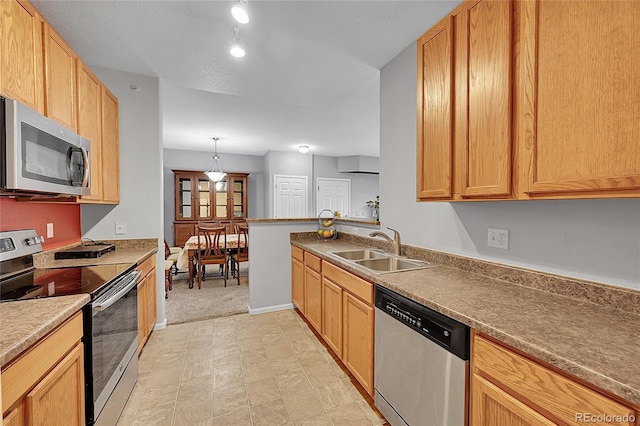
left=0, top=229, right=139, bottom=426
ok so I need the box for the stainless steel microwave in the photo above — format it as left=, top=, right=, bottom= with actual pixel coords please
left=1, top=96, right=90, bottom=196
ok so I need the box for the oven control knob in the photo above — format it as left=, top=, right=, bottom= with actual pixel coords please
left=416, top=319, right=422, bottom=328
left=25, top=236, right=44, bottom=246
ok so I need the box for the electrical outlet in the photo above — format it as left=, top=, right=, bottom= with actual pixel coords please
left=488, top=228, right=509, bottom=249
left=115, top=221, right=127, bottom=235
left=46, top=223, right=54, bottom=239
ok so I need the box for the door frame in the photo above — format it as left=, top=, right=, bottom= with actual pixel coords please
left=273, top=174, right=309, bottom=218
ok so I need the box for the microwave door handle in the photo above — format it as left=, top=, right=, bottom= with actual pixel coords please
left=80, top=147, right=90, bottom=187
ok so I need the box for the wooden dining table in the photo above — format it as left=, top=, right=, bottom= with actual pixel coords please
left=176, top=233, right=247, bottom=287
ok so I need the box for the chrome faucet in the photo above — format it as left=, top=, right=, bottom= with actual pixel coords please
left=370, top=227, right=402, bottom=256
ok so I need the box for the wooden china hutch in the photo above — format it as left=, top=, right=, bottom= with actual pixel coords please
left=172, top=170, right=249, bottom=246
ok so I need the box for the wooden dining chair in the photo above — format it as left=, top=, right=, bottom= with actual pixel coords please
left=196, top=226, right=228, bottom=289
left=229, top=225, right=248, bottom=286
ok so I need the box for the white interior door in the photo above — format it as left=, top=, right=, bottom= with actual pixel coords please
left=274, top=175, right=308, bottom=218
left=317, top=178, right=351, bottom=217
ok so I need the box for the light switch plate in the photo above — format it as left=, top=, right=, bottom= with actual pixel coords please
left=46, top=223, right=54, bottom=239
left=115, top=221, right=126, bottom=235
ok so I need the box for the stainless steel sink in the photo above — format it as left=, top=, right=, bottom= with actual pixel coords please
left=355, top=257, right=435, bottom=273
left=330, top=249, right=390, bottom=261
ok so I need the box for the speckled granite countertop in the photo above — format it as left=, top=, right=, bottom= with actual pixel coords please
left=0, top=295, right=89, bottom=366
left=292, top=236, right=640, bottom=406
left=34, top=238, right=158, bottom=268
left=1, top=239, right=157, bottom=368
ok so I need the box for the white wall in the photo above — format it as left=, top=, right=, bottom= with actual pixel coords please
left=81, top=67, right=166, bottom=325
left=380, top=44, right=640, bottom=290
left=247, top=221, right=317, bottom=314
left=163, top=148, right=266, bottom=245
left=313, top=156, right=379, bottom=219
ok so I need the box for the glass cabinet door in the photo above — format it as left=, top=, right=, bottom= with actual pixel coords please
left=177, top=177, right=194, bottom=220
left=197, top=177, right=213, bottom=219
left=231, top=177, right=246, bottom=218
left=215, top=180, right=228, bottom=218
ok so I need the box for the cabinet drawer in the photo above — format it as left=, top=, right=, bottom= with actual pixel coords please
left=137, top=254, right=155, bottom=278
left=291, top=245, right=304, bottom=262
left=473, top=334, right=635, bottom=425
left=304, top=252, right=321, bottom=273
left=322, top=262, right=373, bottom=305
left=2, top=312, right=83, bottom=414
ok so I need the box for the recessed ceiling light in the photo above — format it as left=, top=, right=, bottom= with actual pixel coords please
left=298, top=145, right=310, bottom=154
left=230, top=44, right=246, bottom=58
left=231, top=3, right=249, bottom=24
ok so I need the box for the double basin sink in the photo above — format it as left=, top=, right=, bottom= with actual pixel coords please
left=329, top=248, right=437, bottom=274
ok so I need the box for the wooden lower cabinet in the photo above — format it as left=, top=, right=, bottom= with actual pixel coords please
left=291, top=252, right=304, bottom=312
left=321, top=276, right=343, bottom=356
left=2, top=312, right=85, bottom=426
left=342, top=291, right=374, bottom=396
left=304, top=266, right=322, bottom=333
left=471, top=333, right=637, bottom=426
left=321, top=261, right=375, bottom=396
left=137, top=255, right=157, bottom=353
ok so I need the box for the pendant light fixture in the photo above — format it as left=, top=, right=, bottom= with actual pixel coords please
left=204, top=137, right=227, bottom=182
left=230, top=25, right=245, bottom=58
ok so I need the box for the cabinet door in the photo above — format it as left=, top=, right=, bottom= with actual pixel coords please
left=0, top=0, right=44, bottom=113
left=291, top=256, right=305, bottom=312
left=101, top=87, right=120, bottom=203
left=518, top=0, right=640, bottom=197
left=342, top=292, right=374, bottom=396
left=175, top=174, right=197, bottom=221
left=137, top=276, right=147, bottom=353
left=458, top=0, right=512, bottom=198
left=76, top=60, right=103, bottom=202
left=145, top=269, right=157, bottom=334
left=229, top=175, right=247, bottom=218
left=417, top=16, right=454, bottom=200
left=471, top=374, right=555, bottom=426
left=321, top=276, right=343, bottom=357
left=3, top=402, right=25, bottom=426
left=174, top=223, right=195, bottom=247
left=25, top=343, right=85, bottom=426
left=43, top=23, right=77, bottom=130
left=304, top=267, right=322, bottom=333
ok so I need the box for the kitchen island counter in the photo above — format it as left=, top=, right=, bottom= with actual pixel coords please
left=292, top=235, right=640, bottom=407
left=0, top=294, right=89, bottom=366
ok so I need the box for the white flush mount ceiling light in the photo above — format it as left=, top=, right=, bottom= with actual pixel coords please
left=204, top=137, right=227, bottom=182
left=230, top=25, right=245, bottom=58
left=298, top=145, right=310, bottom=154
left=231, top=0, right=249, bottom=24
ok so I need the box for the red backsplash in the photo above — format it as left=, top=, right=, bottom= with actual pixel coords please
left=0, top=198, right=81, bottom=249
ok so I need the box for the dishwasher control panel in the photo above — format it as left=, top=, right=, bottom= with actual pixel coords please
left=375, top=284, right=469, bottom=360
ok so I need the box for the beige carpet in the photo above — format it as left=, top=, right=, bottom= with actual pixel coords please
left=165, top=265, right=249, bottom=325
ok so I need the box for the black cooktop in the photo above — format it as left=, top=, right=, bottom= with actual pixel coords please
left=0, top=263, right=135, bottom=302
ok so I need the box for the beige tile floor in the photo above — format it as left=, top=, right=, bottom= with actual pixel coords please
left=117, top=309, right=387, bottom=425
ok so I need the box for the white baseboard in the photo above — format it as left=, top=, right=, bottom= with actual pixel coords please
left=248, top=303, right=295, bottom=315
left=153, top=317, right=168, bottom=330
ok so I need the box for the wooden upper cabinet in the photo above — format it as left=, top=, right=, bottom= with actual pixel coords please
left=517, top=0, right=640, bottom=198
left=0, top=0, right=44, bottom=113
left=457, top=0, right=513, bottom=198
left=101, top=87, right=120, bottom=203
left=417, top=16, right=454, bottom=200
left=76, top=60, right=103, bottom=202
left=43, top=22, right=77, bottom=130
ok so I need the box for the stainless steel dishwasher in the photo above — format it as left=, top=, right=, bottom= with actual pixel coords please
left=374, top=285, right=470, bottom=426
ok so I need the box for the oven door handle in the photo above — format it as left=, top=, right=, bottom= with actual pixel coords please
left=92, top=271, right=140, bottom=315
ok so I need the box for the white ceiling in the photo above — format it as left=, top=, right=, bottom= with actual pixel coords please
left=32, top=0, right=460, bottom=157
